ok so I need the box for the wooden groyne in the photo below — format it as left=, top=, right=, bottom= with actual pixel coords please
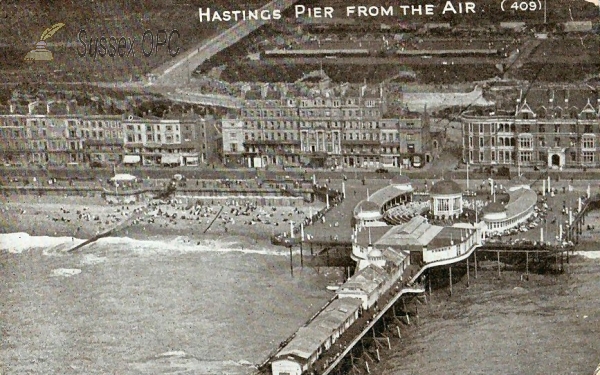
left=66, top=206, right=153, bottom=253
left=203, top=205, right=224, bottom=234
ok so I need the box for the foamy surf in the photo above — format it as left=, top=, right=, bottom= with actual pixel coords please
left=93, top=236, right=291, bottom=256
left=0, top=232, right=84, bottom=254
left=0, top=232, right=294, bottom=257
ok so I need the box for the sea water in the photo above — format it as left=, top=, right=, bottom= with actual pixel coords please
left=0, top=233, right=331, bottom=375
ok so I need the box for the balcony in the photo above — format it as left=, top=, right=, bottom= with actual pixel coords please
left=342, top=139, right=381, bottom=145
left=244, top=139, right=300, bottom=146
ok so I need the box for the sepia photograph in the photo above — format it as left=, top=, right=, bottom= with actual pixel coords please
left=1, top=0, right=600, bottom=374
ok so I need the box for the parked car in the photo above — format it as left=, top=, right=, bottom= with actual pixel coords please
left=375, top=168, right=389, bottom=174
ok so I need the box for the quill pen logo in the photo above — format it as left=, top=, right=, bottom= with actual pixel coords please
left=24, top=23, right=65, bottom=62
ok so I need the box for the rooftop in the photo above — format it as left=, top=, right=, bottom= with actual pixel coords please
left=374, top=216, right=444, bottom=252
left=503, top=187, right=538, bottom=220
left=276, top=326, right=330, bottom=361
left=380, top=247, right=409, bottom=267
left=355, top=226, right=394, bottom=247
left=368, top=184, right=413, bottom=207
left=430, top=178, right=462, bottom=195
left=338, top=264, right=388, bottom=295
left=427, top=226, right=474, bottom=249
left=275, top=298, right=361, bottom=361
left=483, top=201, right=506, bottom=214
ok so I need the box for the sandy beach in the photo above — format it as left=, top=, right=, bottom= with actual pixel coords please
left=0, top=194, right=325, bottom=250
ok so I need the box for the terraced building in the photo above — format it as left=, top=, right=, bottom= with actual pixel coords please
left=461, top=85, right=600, bottom=169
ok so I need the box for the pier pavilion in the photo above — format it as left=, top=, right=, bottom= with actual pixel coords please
left=429, top=178, right=463, bottom=220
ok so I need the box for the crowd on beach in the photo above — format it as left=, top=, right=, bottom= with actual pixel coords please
left=144, top=198, right=314, bottom=236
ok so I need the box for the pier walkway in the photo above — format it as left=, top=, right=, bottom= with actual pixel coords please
left=316, top=237, right=481, bottom=375
left=319, top=284, right=425, bottom=375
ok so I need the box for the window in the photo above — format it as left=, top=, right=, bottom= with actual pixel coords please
left=554, top=125, right=560, bottom=133
left=479, top=137, right=484, bottom=147
left=570, top=137, right=577, bottom=147
left=538, top=137, right=546, bottom=147
left=570, top=124, right=576, bottom=133
left=539, top=125, right=545, bottom=133
left=583, top=137, right=595, bottom=149
left=519, top=151, right=532, bottom=162
left=519, top=137, right=532, bottom=149
left=570, top=152, right=576, bottom=162
left=554, top=137, right=560, bottom=147
left=479, top=123, right=484, bottom=133
left=469, top=136, right=473, bottom=147
left=522, top=125, right=530, bottom=133
left=583, top=151, right=594, bottom=163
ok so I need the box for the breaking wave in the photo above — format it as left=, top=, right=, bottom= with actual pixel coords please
left=0, top=232, right=295, bottom=257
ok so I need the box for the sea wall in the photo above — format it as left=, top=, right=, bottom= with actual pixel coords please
left=175, top=195, right=305, bottom=207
